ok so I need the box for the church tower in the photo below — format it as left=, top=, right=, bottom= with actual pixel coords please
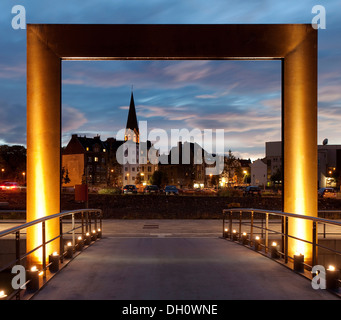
left=125, top=91, right=139, bottom=143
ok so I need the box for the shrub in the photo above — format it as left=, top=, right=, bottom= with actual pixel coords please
left=98, top=188, right=121, bottom=195
left=218, top=188, right=242, bottom=197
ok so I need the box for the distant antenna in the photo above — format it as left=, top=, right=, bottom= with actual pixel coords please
left=131, top=84, right=133, bottom=93
left=323, top=138, right=328, bottom=145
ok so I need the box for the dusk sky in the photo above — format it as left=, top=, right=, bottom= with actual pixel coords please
left=0, top=0, right=340, bottom=160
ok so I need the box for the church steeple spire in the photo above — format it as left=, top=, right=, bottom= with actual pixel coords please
left=125, top=89, right=139, bottom=143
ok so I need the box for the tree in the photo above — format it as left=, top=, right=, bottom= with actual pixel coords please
left=135, top=172, right=142, bottom=185
left=61, top=167, right=71, bottom=185
left=223, top=149, right=240, bottom=185
left=0, top=145, right=26, bottom=181
left=149, top=170, right=168, bottom=188
left=270, top=167, right=282, bottom=187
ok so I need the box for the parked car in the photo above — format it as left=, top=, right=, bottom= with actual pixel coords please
left=0, top=181, right=19, bottom=191
left=243, top=186, right=261, bottom=197
left=164, top=185, right=179, bottom=195
left=123, top=185, right=137, bottom=194
left=144, top=185, right=159, bottom=194
left=318, top=187, right=337, bottom=199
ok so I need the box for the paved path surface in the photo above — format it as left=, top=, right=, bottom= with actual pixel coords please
left=32, top=220, right=338, bottom=300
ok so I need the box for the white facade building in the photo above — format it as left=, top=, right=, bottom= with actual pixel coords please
left=250, top=159, right=267, bottom=187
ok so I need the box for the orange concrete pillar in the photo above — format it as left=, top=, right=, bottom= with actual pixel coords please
left=282, top=26, right=318, bottom=264
left=27, top=25, right=61, bottom=266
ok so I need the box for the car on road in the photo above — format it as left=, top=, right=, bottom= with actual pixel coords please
left=164, top=185, right=179, bottom=195
left=123, top=185, right=138, bottom=194
left=0, top=181, right=19, bottom=192
left=144, top=185, right=160, bottom=194
left=318, top=187, right=337, bottom=199
left=243, top=186, right=261, bottom=197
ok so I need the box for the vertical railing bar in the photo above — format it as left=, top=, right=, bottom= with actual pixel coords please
left=99, top=210, right=102, bottom=234
left=265, top=213, right=269, bottom=253
left=15, top=229, right=22, bottom=299
left=86, top=211, right=89, bottom=233
left=285, top=216, right=288, bottom=264
left=250, top=210, right=254, bottom=246
left=323, top=212, right=326, bottom=239
left=72, top=213, right=75, bottom=247
left=94, top=213, right=97, bottom=233
left=229, top=210, right=232, bottom=239
left=60, top=217, right=64, bottom=264
left=312, top=221, right=317, bottom=267
left=15, top=231, right=20, bottom=265
left=281, top=216, right=284, bottom=258
left=42, top=221, right=46, bottom=279
left=81, top=211, right=84, bottom=238
left=239, top=210, right=242, bottom=238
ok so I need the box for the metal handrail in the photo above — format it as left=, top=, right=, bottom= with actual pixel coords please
left=0, top=209, right=101, bottom=238
left=222, top=208, right=341, bottom=272
left=0, top=208, right=102, bottom=300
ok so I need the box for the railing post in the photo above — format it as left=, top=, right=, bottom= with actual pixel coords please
left=312, top=221, right=317, bottom=267
left=229, top=210, right=232, bottom=239
left=81, top=211, right=85, bottom=238
left=285, top=216, right=288, bottom=264
left=265, top=213, right=269, bottom=253
left=85, top=211, right=89, bottom=233
left=60, top=217, right=64, bottom=263
left=222, top=210, right=226, bottom=237
left=42, top=221, right=46, bottom=279
left=100, top=210, right=102, bottom=234
left=72, top=213, right=75, bottom=247
left=94, top=213, right=97, bottom=232
left=250, top=211, right=254, bottom=246
left=239, top=210, right=242, bottom=238
left=323, top=212, right=326, bottom=239
left=15, top=231, right=20, bottom=266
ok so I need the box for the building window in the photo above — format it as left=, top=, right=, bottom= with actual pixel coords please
left=94, top=157, right=98, bottom=162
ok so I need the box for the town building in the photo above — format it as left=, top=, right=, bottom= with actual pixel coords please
left=158, top=141, right=206, bottom=188
left=318, top=143, right=341, bottom=189
left=250, top=159, right=267, bottom=187
left=265, top=141, right=282, bottom=185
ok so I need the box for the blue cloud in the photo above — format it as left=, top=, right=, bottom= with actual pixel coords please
left=0, top=0, right=340, bottom=160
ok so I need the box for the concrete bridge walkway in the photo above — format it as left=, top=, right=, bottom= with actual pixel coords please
left=31, top=219, right=338, bottom=300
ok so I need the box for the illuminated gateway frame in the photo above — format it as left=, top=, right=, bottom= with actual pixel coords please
left=27, top=24, right=317, bottom=264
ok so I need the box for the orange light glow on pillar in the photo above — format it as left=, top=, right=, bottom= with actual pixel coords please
left=283, top=25, right=318, bottom=264
left=27, top=25, right=61, bottom=266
